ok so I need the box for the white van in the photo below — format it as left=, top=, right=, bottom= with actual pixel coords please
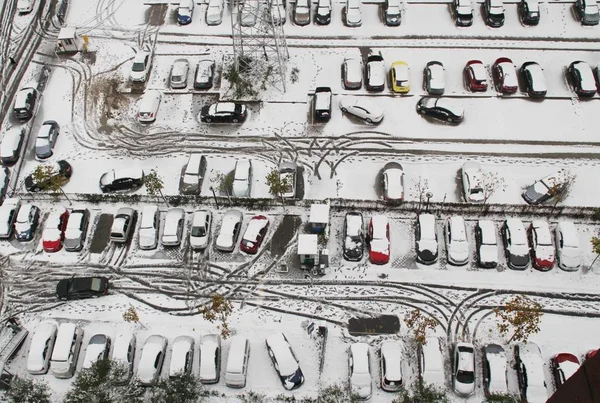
left=50, top=323, right=84, bottom=379
left=111, top=331, right=136, bottom=384
left=225, top=335, right=251, bottom=388
left=27, top=322, right=58, bottom=375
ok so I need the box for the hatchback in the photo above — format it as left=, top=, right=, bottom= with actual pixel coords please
left=465, top=60, right=488, bottom=91
left=64, top=208, right=89, bottom=252
left=454, top=0, right=473, bottom=26
left=461, top=162, right=484, bottom=203
left=266, top=332, right=304, bottom=390
left=366, top=52, right=385, bottom=92
left=13, top=87, right=40, bottom=122
left=35, top=120, right=60, bottom=160
left=343, top=212, right=364, bottom=261
left=25, top=160, right=72, bottom=192
left=0, top=197, right=20, bottom=239
left=528, top=220, right=555, bottom=271
left=200, top=102, right=247, bottom=123
left=130, top=51, right=152, bottom=83
left=42, top=208, right=69, bottom=252
left=0, top=127, right=24, bottom=165
left=519, top=0, right=540, bottom=25
left=482, top=344, right=509, bottom=398
left=575, top=0, right=600, bottom=25
left=162, top=208, right=185, bottom=247
left=316, top=0, right=332, bottom=24
left=349, top=343, right=372, bottom=399
left=110, top=207, right=136, bottom=243
left=27, top=322, right=57, bottom=375
left=15, top=203, right=40, bottom=242
left=82, top=334, right=111, bottom=370
left=180, top=153, right=207, bottom=195
left=368, top=215, right=390, bottom=264
left=111, top=332, right=136, bottom=384
left=390, top=61, right=410, bottom=93
left=190, top=210, right=212, bottom=250
left=515, top=343, right=548, bottom=403
left=475, top=220, right=498, bottom=268
left=520, top=62, right=547, bottom=98
left=551, top=353, right=580, bottom=389
left=445, top=216, right=469, bottom=266
left=493, top=58, right=518, bottom=94
left=194, top=60, right=215, bottom=89
left=137, top=90, right=162, bottom=123
left=99, top=168, right=144, bottom=193
left=380, top=341, right=403, bottom=392
left=382, top=0, right=402, bottom=25
left=56, top=276, right=109, bottom=300
left=342, top=57, right=363, bottom=90
left=345, top=0, right=362, bottom=26
left=501, top=218, right=530, bottom=270
left=294, top=0, right=311, bottom=25
left=170, top=59, right=189, bottom=89
left=240, top=215, right=269, bottom=254
left=522, top=171, right=565, bottom=205
left=206, top=0, right=224, bottom=24
left=484, top=0, right=505, bottom=27
left=453, top=343, right=475, bottom=397
left=314, top=87, right=332, bottom=122
left=416, top=97, right=464, bottom=124
left=199, top=334, right=221, bottom=384
left=382, top=162, right=404, bottom=202
left=416, top=214, right=438, bottom=265
left=169, top=336, right=194, bottom=377
left=215, top=209, right=243, bottom=252
left=137, top=335, right=167, bottom=385
left=178, top=0, right=195, bottom=24
left=423, top=61, right=445, bottom=95
left=555, top=221, right=581, bottom=271
left=139, top=205, right=159, bottom=250
left=339, top=97, right=384, bottom=123
left=232, top=159, right=253, bottom=197
left=568, top=61, right=596, bottom=97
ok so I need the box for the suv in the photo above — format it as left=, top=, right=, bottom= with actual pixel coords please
left=484, top=0, right=505, bottom=27
left=575, top=0, right=600, bottom=25
left=314, top=87, right=332, bottom=122
left=445, top=216, right=469, bottom=266
left=454, top=0, right=473, bottom=26
left=515, top=343, right=548, bottom=403
left=453, top=343, right=475, bottom=397
left=519, top=0, right=540, bottom=25
left=110, top=208, right=137, bottom=243
left=130, top=51, right=152, bottom=83
left=568, top=61, right=596, bottom=97
left=13, top=87, right=40, bottom=122
left=528, top=220, right=555, bottom=271
left=501, top=218, right=530, bottom=270
left=520, top=62, right=547, bottom=98
left=482, top=344, right=509, bottom=397
left=179, top=154, right=207, bottom=195
left=555, top=221, right=581, bottom=271
left=416, top=214, right=438, bottom=265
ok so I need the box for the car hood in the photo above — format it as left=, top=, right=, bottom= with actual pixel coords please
left=131, top=70, right=146, bottom=80
left=448, top=242, right=469, bottom=262
left=559, top=249, right=581, bottom=269
left=139, top=229, right=156, bottom=247
left=479, top=244, right=497, bottom=264
left=15, top=222, right=31, bottom=234
left=190, top=235, right=208, bottom=248
left=455, top=380, right=475, bottom=396
left=347, top=8, right=361, bottom=21
left=232, top=181, right=248, bottom=197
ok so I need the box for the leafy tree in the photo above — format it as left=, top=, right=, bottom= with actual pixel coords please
left=143, top=169, right=167, bottom=205
left=404, top=309, right=437, bottom=345
left=493, top=295, right=543, bottom=342
left=6, top=376, right=51, bottom=403
left=199, top=294, right=233, bottom=338
left=485, top=394, right=519, bottom=403
left=265, top=168, right=290, bottom=203
left=481, top=169, right=506, bottom=204
left=30, top=164, right=72, bottom=204
left=123, top=305, right=146, bottom=329
left=212, top=172, right=233, bottom=196
left=150, top=372, right=204, bottom=403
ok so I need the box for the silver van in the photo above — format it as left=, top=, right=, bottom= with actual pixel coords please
left=225, top=335, right=251, bottom=388
left=50, top=323, right=84, bottom=379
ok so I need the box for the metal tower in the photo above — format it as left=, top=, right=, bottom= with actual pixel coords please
left=230, top=0, right=289, bottom=92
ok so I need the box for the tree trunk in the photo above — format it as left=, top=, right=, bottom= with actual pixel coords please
left=590, top=253, right=600, bottom=272
left=158, top=189, right=169, bottom=207
left=59, top=187, right=72, bottom=205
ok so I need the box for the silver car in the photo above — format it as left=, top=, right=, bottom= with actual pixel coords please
left=161, top=208, right=185, bottom=247
left=35, top=120, right=60, bottom=160
left=342, top=57, right=363, bottom=90
left=294, top=0, right=311, bottom=25
left=206, top=0, right=225, bottom=25
left=215, top=209, right=243, bottom=252
left=170, top=59, right=189, bottom=89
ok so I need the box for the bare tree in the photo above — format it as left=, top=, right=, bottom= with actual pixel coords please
left=410, top=176, right=430, bottom=211
left=404, top=309, right=437, bottom=345
left=199, top=294, right=234, bottom=338
left=481, top=170, right=506, bottom=204
left=590, top=237, right=600, bottom=270
left=549, top=169, right=576, bottom=213
left=493, top=295, right=543, bottom=342
left=143, top=169, right=168, bottom=205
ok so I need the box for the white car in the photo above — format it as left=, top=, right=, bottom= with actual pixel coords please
left=424, top=61, right=445, bottom=95
left=345, top=0, right=362, bottom=26
left=380, top=341, right=403, bottom=392
left=416, top=214, right=438, bottom=265
left=27, top=322, right=57, bottom=375
left=482, top=344, right=508, bottom=397
left=190, top=210, right=212, bottom=250
left=206, top=0, right=225, bottom=25
left=170, top=59, right=189, bottom=89
left=475, top=220, right=498, bottom=268
left=161, top=208, right=185, bottom=247
left=138, top=205, right=159, bottom=250
left=17, top=0, right=35, bottom=14
left=270, top=0, right=287, bottom=25
left=265, top=332, right=304, bottom=390
left=241, top=0, right=260, bottom=26
left=232, top=159, right=252, bottom=197
left=342, top=57, right=363, bottom=90
left=348, top=343, right=372, bottom=399
left=461, top=162, right=485, bottom=203
left=111, top=331, right=136, bottom=384
left=137, top=90, right=161, bottom=123
left=199, top=334, right=221, bottom=384
left=339, top=97, right=384, bottom=123
left=515, top=342, right=548, bottom=403
left=453, top=342, right=475, bottom=397
left=502, top=218, right=530, bottom=270
left=82, top=334, right=111, bottom=370
left=169, top=336, right=194, bottom=377
left=555, top=221, right=581, bottom=271
left=382, top=162, right=404, bottom=202
left=137, top=335, right=167, bottom=385
left=366, top=52, right=385, bottom=91
left=418, top=337, right=445, bottom=389
left=215, top=209, right=243, bottom=252
left=130, top=51, right=152, bottom=83
left=445, top=216, right=469, bottom=266
left=64, top=208, right=89, bottom=252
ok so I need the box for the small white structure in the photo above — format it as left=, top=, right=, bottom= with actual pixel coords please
left=298, top=234, right=318, bottom=267
left=309, top=203, right=329, bottom=233
left=56, top=28, right=81, bottom=53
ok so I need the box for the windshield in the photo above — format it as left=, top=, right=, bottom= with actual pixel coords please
left=456, top=370, right=474, bottom=383
left=191, top=226, right=206, bottom=237
left=132, top=62, right=145, bottom=72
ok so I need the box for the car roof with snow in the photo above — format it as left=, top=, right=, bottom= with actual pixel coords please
left=573, top=61, right=596, bottom=89
left=381, top=341, right=402, bottom=379
left=27, top=322, right=56, bottom=370
left=469, top=62, right=487, bottom=79
left=0, top=128, right=23, bottom=156
left=478, top=220, right=497, bottom=244
left=518, top=343, right=546, bottom=386
left=112, top=331, right=135, bottom=363
left=419, top=214, right=436, bottom=240
left=243, top=215, right=268, bottom=242
left=350, top=343, right=370, bottom=373
left=428, top=62, right=445, bottom=87
left=140, top=205, right=158, bottom=228
left=449, top=216, right=467, bottom=241
left=170, top=336, right=194, bottom=376
left=43, top=210, right=65, bottom=239
left=344, top=58, right=362, bottom=82
left=139, top=335, right=166, bottom=374
left=199, top=334, right=220, bottom=379
left=212, top=102, right=236, bottom=114
left=172, top=59, right=188, bottom=74
left=371, top=215, right=388, bottom=239
left=346, top=213, right=363, bottom=237
left=140, top=90, right=161, bottom=110
left=532, top=220, right=551, bottom=243
left=498, top=62, right=518, bottom=86
left=220, top=209, right=243, bottom=233
left=436, top=98, right=464, bottom=117
left=506, top=218, right=526, bottom=240
left=266, top=332, right=299, bottom=376
left=557, top=221, right=579, bottom=247
left=524, top=63, right=547, bottom=89
left=315, top=88, right=331, bottom=110
left=133, top=51, right=149, bottom=63
left=484, top=344, right=508, bottom=394
left=392, top=62, right=409, bottom=79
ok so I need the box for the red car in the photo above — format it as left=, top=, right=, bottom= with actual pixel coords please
left=528, top=220, right=555, bottom=271
left=492, top=57, right=518, bottom=94
left=465, top=60, right=488, bottom=92
left=368, top=215, right=390, bottom=264
left=240, top=215, right=269, bottom=254
left=551, top=353, right=580, bottom=388
left=585, top=349, right=598, bottom=361
left=42, top=208, right=69, bottom=252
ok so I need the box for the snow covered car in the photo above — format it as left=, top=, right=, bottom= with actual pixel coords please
left=138, top=205, right=159, bottom=250
left=17, top=0, right=35, bottom=14
left=42, top=208, right=69, bottom=252
left=169, top=336, right=194, bottom=377
left=316, top=0, right=332, bottom=24
left=452, top=342, right=475, bottom=397
left=169, top=59, right=189, bottom=89
left=206, top=0, right=225, bottom=25
left=515, top=342, right=548, bottom=403
left=240, top=215, right=269, bottom=254
left=342, top=57, right=362, bottom=90
left=294, top=0, right=311, bottom=25
left=417, top=337, right=445, bottom=389
left=179, top=153, right=207, bottom=195
left=137, top=335, right=167, bottom=385
left=465, top=60, right=488, bottom=92
left=35, top=120, right=60, bottom=160
left=349, top=343, right=372, bottom=399
left=0, top=167, right=8, bottom=203
left=111, top=332, right=136, bottom=384
left=200, top=102, right=247, bottom=123
left=110, top=207, right=137, bottom=244
left=475, top=220, right=498, bottom=268
left=555, top=221, right=581, bottom=271
left=27, top=322, right=57, bottom=375
left=343, top=212, right=364, bottom=261
left=314, top=87, right=332, bottom=122
left=278, top=162, right=297, bottom=199
left=501, top=218, right=530, bottom=270
left=0, top=127, right=25, bottom=165
left=482, top=344, right=509, bottom=398
left=528, top=220, right=555, bottom=271
left=339, top=97, right=384, bottom=123
left=56, top=276, right=109, bottom=300
left=453, top=0, right=473, bottom=26
left=99, top=168, right=144, bottom=193
left=137, top=90, right=162, bottom=123
left=269, top=0, right=287, bottom=25
left=215, top=209, right=243, bottom=252
left=382, top=0, right=401, bottom=26
left=445, top=216, right=469, bottom=266
left=265, top=332, right=304, bottom=390
left=25, top=160, right=72, bottom=192
left=461, top=162, right=484, bottom=203
left=522, top=171, right=566, bottom=205
left=520, top=61, right=547, bottom=98
left=161, top=208, right=185, bottom=247
left=551, top=353, right=580, bottom=389
left=199, top=334, right=221, bottom=384
left=519, top=0, right=540, bottom=25
left=424, top=61, right=445, bottom=95
left=13, top=87, right=40, bottom=122
left=130, top=51, right=152, bottom=83
left=82, top=334, right=111, bottom=370
left=416, top=97, right=464, bottom=124
left=345, top=0, right=362, bottom=26
left=390, top=61, right=410, bottom=93
left=416, top=214, right=438, bottom=265
left=194, top=60, right=215, bottom=89
left=190, top=210, right=212, bottom=250
left=493, top=57, right=518, bottom=94
left=380, top=341, right=403, bottom=392
left=64, top=208, right=89, bottom=252
left=382, top=162, right=404, bottom=202
left=484, top=0, right=505, bottom=27
left=568, top=61, right=596, bottom=97
left=366, top=52, right=385, bottom=91
left=0, top=197, right=21, bottom=239
left=575, top=0, right=600, bottom=25
left=232, top=159, right=252, bottom=197
left=15, top=203, right=40, bottom=242
left=177, top=0, right=195, bottom=25
left=368, top=215, right=390, bottom=264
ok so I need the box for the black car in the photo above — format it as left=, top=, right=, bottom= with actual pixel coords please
left=315, top=0, right=331, bottom=24
left=343, top=212, right=364, bottom=261
left=265, top=332, right=304, bottom=390
left=520, top=62, right=547, bottom=98
left=99, top=168, right=144, bottom=193
left=200, top=102, right=247, bottom=123
left=415, top=214, right=438, bottom=265
left=501, top=219, right=530, bottom=270
left=416, top=97, right=464, bottom=124
left=575, top=0, right=600, bottom=25
left=314, top=87, right=332, bottom=122
left=567, top=61, right=596, bottom=97
left=484, top=0, right=505, bottom=27
left=453, top=0, right=473, bottom=26
left=0, top=127, right=25, bottom=165
left=56, top=276, right=109, bottom=300
left=519, top=0, right=540, bottom=25
left=24, top=160, right=72, bottom=192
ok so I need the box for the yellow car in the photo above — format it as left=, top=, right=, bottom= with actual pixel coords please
left=390, top=61, right=410, bottom=93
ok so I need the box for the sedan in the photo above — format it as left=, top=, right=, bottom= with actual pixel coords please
left=520, top=62, right=547, bottom=98
left=190, top=210, right=212, bottom=250
left=0, top=198, right=21, bottom=239
left=270, top=0, right=286, bottom=25
left=551, top=353, right=580, bottom=389
left=502, top=218, right=530, bottom=270
left=482, top=344, right=509, bottom=397
left=294, top=0, right=311, bottom=25
left=515, top=342, right=548, bottom=403
left=42, top=208, right=69, bottom=252
left=194, top=60, right=215, bottom=89
left=366, top=52, right=385, bottom=92
left=15, top=203, right=40, bottom=242
left=138, top=205, right=159, bottom=250
left=342, top=57, right=363, bottom=90
left=453, top=342, right=475, bottom=397
left=170, top=59, right=189, bottom=89
left=521, top=171, right=565, bottom=205
left=206, top=0, right=224, bottom=25
left=368, top=215, right=390, bottom=264
left=316, top=0, right=332, bottom=24
left=278, top=162, right=297, bottom=199
left=35, top=120, right=60, bottom=160
left=0, top=127, right=24, bottom=165
left=465, top=60, right=488, bottom=92
left=200, top=102, right=247, bottom=123
left=345, top=0, right=362, bottom=26
left=349, top=343, right=372, bottom=399
left=99, top=168, right=144, bottom=193
left=390, top=61, right=410, bottom=93
left=177, top=0, right=195, bottom=25
left=475, top=220, right=498, bottom=268
left=568, top=61, right=596, bottom=97
left=137, top=335, right=167, bottom=385
left=17, top=0, right=34, bottom=14
left=169, top=336, right=194, bottom=377
left=265, top=332, right=304, bottom=390
left=215, top=209, right=243, bottom=252
left=64, top=208, right=89, bottom=252
left=424, top=61, right=445, bottom=95
left=555, top=221, right=581, bottom=271
left=232, top=159, right=252, bottom=198
left=199, top=334, right=221, bottom=384
left=380, top=341, right=403, bottom=392
left=162, top=208, right=185, bottom=247
left=137, top=90, right=161, bottom=123
left=25, top=160, right=72, bottom=192
left=416, top=97, right=464, bottom=124
left=339, top=97, right=384, bottom=123
left=528, top=220, right=555, bottom=271
left=56, top=276, right=109, bottom=300
left=82, top=334, right=111, bottom=370
left=343, top=212, right=364, bottom=261
left=130, top=51, right=152, bottom=83
left=519, top=0, right=540, bottom=25
left=110, top=207, right=137, bottom=244
left=493, top=57, right=518, bottom=94
left=445, top=216, right=469, bottom=266
left=382, top=162, right=404, bottom=202
left=240, top=215, right=269, bottom=254
left=461, top=162, right=484, bottom=203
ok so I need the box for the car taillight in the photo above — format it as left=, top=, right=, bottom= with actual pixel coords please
left=149, top=113, right=154, bottom=118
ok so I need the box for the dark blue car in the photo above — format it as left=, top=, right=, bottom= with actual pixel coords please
left=178, top=0, right=194, bottom=25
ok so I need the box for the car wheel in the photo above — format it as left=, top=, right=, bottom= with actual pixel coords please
left=447, top=117, right=453, bottom=123
left=205, top=117, right=212, bottom=123
left=232, top=118, right=239, bottom=123
left=365, top=118, right=372, bottom=123
left=341, top=107, right=347, bottom=113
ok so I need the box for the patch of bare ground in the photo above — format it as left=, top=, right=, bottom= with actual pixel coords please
left=88, top=75, right=129, bottom=134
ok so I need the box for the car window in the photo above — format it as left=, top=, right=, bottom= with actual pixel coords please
left=43, top=341, right=50, bottom=359
left=127, top=343, right=133, bottom=361
left=154, top=351, right=163, bottom=369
